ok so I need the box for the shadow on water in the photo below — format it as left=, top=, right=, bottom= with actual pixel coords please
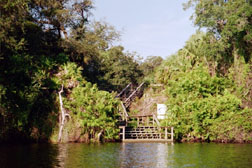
left=0, top=143, right=59, bottom=168
left=1, top=142, right=252, bottom=168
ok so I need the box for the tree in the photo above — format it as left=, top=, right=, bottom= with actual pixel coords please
left=184, top=0, right=252, bottom=108
left=0, top=0, right=94, bottom=142
left=28, top=0, right=93, bottom=39
left=97, top=46, right=144, bottom=92
left=0, top=0, right=143, bottom=142
left=63, top=21, right=120, bottom=69
left=53, top=62, right=120, bottom=142
left=184, top=0, right=252, bottom=65
left=140, top=56, right=163, bottom=76
left=0, top=0, right=64, bottom=142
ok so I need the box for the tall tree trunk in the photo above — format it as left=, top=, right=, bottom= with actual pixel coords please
left=233, top=45, right=242, bottom=85
left=97, top=130, right=103, bottom=142
left=58, top=85, right=70, bottom=143
left=204, top=56, right=216, bottom=76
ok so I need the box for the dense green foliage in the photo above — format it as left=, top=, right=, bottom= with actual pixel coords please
left=155, top=0, right=252, bottom=142
left=92, top=46, right=143, bottom=92
left=158, top=57, right=252, bottom=142
left=184, top=0, right=252, bottom=70
left=53, top=63, right=119, bottom=142
left=139, top=56, right=163, bottom=84
left=0, top=0, right=144, bottom=143
left=140, top=56, right=163, bottom=76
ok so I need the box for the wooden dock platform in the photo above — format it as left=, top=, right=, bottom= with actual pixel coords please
left=117, top=82, right=174, bottom=142
left=119, top=126, right=174, bottom=142
left=122, top=139, right=173, bottom=142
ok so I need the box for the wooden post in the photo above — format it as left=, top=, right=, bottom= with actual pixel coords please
left=122, top=126, right=125, bottom=141
left=165, top=127, right=167, bottom=140
left=152, top=114, right=154, bottom=126
left=147, top=116, right=149, bottom=126
left=171, top=127, right=174, bottom=141
left=137, top=117, right=139, bottom=127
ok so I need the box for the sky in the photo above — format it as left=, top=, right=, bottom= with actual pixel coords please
left=93, top=0, right=197, bottom=59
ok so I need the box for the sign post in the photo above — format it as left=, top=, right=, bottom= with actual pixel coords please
left=157, top=104, right=167, bottom=120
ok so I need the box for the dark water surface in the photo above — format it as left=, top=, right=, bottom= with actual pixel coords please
left=1, top=142, right=252, bottom=168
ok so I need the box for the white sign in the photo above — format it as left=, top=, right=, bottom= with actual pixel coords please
left=157, top=104, right=167, bottom=120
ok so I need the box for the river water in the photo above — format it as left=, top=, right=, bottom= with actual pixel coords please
left=0, top=142, right=252, bottom=168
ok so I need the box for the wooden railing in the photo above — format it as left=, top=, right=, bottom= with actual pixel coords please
left=117, top=82, right=145, bottom=122
left=120, top=102, right=129, bottom=122
left=124, top=82, right=145, bottom=108
left=152, top=113, right=160, bottom=127
left=116, top=83, right=132, bottom=98
left=126, top=114, right=161, bottom=128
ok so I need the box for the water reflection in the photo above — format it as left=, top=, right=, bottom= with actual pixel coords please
left=1, top=142, right=252, bottom=168
left=119, top=143, right=175, bottom=168
left=56, top=144, right=69, bottom=168
left=0, top=144, right=59, bottom=168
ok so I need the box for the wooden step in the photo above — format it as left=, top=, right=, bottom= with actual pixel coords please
left=125, top=128, right=159, bottom=132
left=125, top=134, right=161, bottom=139
left=126, top=132, right=160, bottom=135
left=123, top=125, right=162, bottom=140
left=120, top=126, right=174, bottom=141
left=125, top=126, right=159, bottom=129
